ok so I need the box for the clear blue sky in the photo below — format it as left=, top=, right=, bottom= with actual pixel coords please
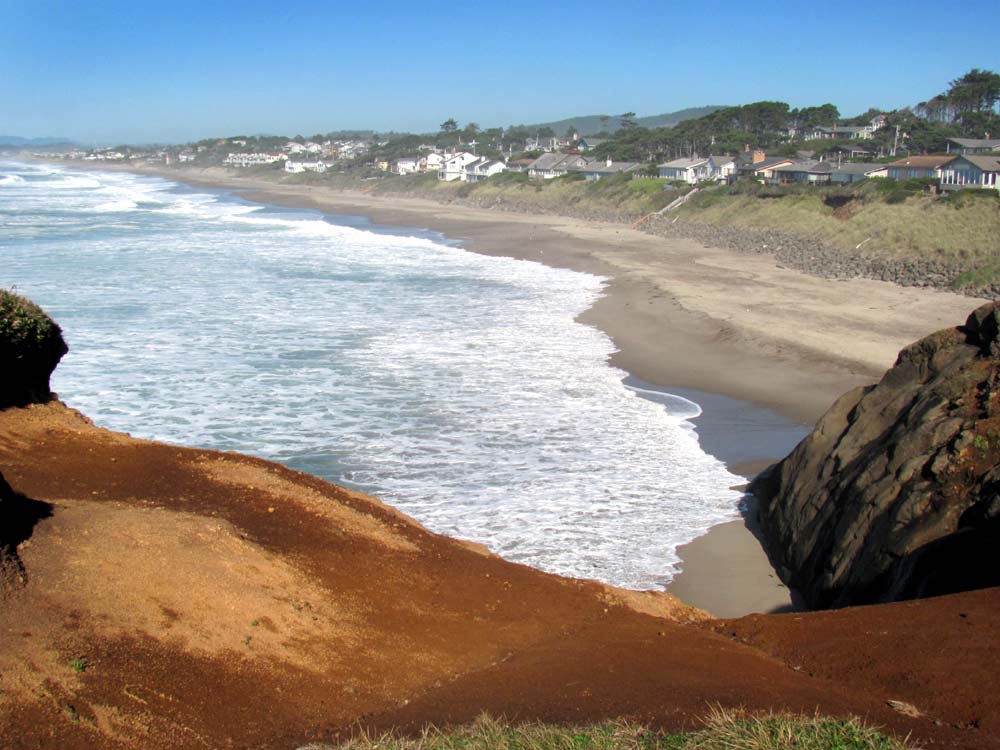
left=3, top=0, right=998, bottom=144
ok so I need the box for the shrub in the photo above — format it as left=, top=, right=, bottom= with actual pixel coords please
left=0, top=290, right=68, bottom=408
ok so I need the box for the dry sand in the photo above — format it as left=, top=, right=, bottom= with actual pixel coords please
left=65, top=164, right=990, bottom=616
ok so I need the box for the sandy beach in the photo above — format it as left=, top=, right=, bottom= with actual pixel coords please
left=64, top=162, right=989, bottom=616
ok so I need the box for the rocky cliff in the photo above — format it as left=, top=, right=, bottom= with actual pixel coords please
left=751, top=302, right=1000, bottom=609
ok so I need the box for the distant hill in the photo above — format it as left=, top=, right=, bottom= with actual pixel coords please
left=519, top=106, right=727, bottom=136
left=0, top=135, right=75, bottom=147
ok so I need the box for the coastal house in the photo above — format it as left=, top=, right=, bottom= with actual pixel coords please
left=577, top=137, right=608, bottom=152
left=946, top=137, right=1000, bottom=155
left=525, top=136, right=560, bottom=152
left=770, top=161, right=833, bottom=185
left=829, top=143, right=875, bottom=159
left=886, top=155, right=955, bottom=180
left=505, top=157, right=536, bottom=173
left=829, top=162, right=889, bottom=183
left=284, top=160, right=327, bottom=174
left=803, top=118, right=884, bottom=141
left=527, top=153, right=588, bottom=179
left=748, top=157, right=795, bottom=182
left=658, top=157, right=708, bottom=183
left=707, top=154, right=736, bottom=181
left=464, top=158, right=507, bottom=182
left=658, top=155, right=735, bottom=184
left=394, top=156, right=420, bottom=175
left=223, top=152, right=286, bottom=167
left=938, top=154, right=1000, bottom=191
left=575, top=158, right=643, bottom=181
left=424, top=152, right=446, bottom=172
left=438, top=151, right=479, bottom=181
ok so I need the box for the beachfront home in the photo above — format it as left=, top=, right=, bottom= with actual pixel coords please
left=939, top=154, right=1000, bottom=191
left=503, top=157, right=534, bottom=173
left=464, top=158, right=507, bottom=182
left=577, top=137, right=608, bottom=152
left=526, top=153, right=588, bottom=179
left=438, top=152, right=479, bottom=181
left=658, top=157, right=708, bottom=183
left=394, top=156, right=420, bottom=175
left=946, top=137, right=1000, bottom=155
left=886, top=155, right=955, bottom=180
left=707, top=154, right=736, bottom=181
left=770, top=161, right=833, bottom=185
left=284, top=160, right=327, bottom=174
left=829, top=162, right=888, bottom=183
left=576, top=158, right=643, bottom=181
left=424, top=152, right=446, bottom=172
left=224, top=152, right=286, bottom=167
left=747, top=157, right=795, bottom=182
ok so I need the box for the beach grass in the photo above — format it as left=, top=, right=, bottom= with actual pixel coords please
left=324, top=710, right=916, bottom=750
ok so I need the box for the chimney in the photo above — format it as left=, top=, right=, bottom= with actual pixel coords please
left=752, top=149, right=766, bottom=164
left=606, top=157, right=613, bottom=167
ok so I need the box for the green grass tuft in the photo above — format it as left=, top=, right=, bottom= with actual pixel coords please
left=324, top=711, right=915, bottom=750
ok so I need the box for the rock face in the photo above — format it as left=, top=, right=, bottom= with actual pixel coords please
left=751, top=302, right=1000, bottom=609
left=0, top=290, right=68, bottom=408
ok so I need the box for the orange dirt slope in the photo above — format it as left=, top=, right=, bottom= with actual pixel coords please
left=0, top=402, right=997, bottom=749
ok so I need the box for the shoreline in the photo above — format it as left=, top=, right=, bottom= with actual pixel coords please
left=37, top=160, right=988, bottom=616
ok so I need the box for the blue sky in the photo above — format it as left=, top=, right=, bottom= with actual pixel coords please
left=2, top=0, right=998, bottom=144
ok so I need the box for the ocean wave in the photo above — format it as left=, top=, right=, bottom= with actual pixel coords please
left=6, top=162, right=742, bottom=589
left=0, top=174, right=25, bottom=185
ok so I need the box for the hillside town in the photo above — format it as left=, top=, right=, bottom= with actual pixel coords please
left=31, top=68, right=1000, bottom=193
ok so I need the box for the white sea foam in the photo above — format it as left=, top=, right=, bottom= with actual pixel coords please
left=0, top=162, right=743, bottom=589
left=0, top=174, right=25, bottom=185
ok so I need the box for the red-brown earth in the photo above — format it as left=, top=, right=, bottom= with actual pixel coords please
left=1, top=402, right=997, bottom=749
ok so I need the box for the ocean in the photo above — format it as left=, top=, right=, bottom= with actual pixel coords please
left=0, top=160, right=743, bottom=589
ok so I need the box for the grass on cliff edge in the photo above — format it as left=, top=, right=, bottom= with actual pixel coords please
left=0, top=289, right=61, bottom=357
left=323, top=710, right=916, bottom=750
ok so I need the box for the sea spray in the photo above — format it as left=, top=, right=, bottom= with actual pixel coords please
left=0, top=161, right=742, bottom=588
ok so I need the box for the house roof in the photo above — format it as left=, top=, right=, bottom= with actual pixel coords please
left=577, top=161, right=643, bottom=174
left=750, top=157, right=795, bottom=171
left=529, top=153, right=574, bottom=170
left=708, top=154, right=735, bottom=165
left=887, top=156, right=955, bottom=169
left=774, top=161, right=832, bottom=172
left=830, top=162, right=887, bottom=175
left=658, top=157, right=708, bottom=169
left=950, top=154, right=1000, bottom=172
left=948, top=138, right=1000, bottom=150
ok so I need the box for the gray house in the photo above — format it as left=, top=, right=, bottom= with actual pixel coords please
left=946, top=137, right=1000, bottom=155
left=829, top=162, right=888, bottom=183
left=939, top=154, right=1000, bottom=190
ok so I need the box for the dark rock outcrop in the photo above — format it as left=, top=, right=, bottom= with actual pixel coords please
left=0, top=291, right=68, bottom=408
left=751, top=302, right=1000, bottom=608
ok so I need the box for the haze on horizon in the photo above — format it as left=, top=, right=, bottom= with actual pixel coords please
left=3, top=0, right=998, bottom=145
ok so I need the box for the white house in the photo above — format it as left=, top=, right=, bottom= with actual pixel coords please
left=707, top=154, right=736, bottom=180
left=224, top=152, right=286, bottom=167
left=285, top=160, right=327, bottom=174
left=438, top=152, right=479, bottom=181
left=424, top=152, right=446, bottom=172
left=464, top=158, right=507, bottom=182
left=394, top=156, right=420, bottom=175
left=658, top=156, right=733, bottom=183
